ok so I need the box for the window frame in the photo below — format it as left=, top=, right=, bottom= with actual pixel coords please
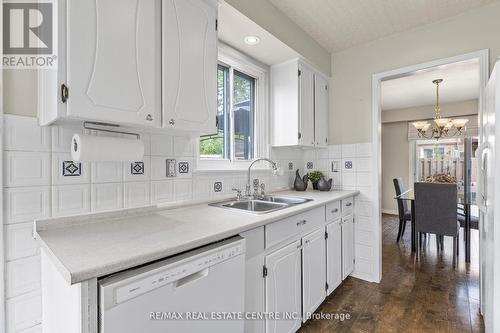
left=196, top=44, right=269, bottom=171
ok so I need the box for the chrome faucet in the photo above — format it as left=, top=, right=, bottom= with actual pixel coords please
left=246, top=158, right=279, bottom=197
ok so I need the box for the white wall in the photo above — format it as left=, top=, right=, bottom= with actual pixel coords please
left=330, top=1, right=500, bottom=144
left=381, top=122, right=410, bottom=214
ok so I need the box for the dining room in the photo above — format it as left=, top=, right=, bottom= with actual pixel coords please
left=377, top=56, right=482, bottom=329
left=381, top=56, right=480, bottom=260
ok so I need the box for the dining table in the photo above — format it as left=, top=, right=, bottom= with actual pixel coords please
left=394, top=188, right=476, bottom=263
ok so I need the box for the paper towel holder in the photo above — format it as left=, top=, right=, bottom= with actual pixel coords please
left=83, top=121, right=141, bottom=139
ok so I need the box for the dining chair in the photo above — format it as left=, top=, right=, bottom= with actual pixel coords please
left=414, top=182, right=459, bottom=266
left=457, top=204, right=479, bottom=229
left=393, top=178, right=411, bottom=242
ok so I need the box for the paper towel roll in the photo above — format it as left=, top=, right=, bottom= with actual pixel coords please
left=71, top=134, right=145, bottom=162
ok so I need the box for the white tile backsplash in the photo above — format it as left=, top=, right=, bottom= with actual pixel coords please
left=4, top=151, right=51, bottom=187
left=91, top=183, right=124, bottom=212
left=52, top=184, right=91, bottom=217
left=6, top=256, right=41, bottom=298
left=91, top=161, right=123, bottom=183
left=151, top=180, right=174, bottom=204
left=6, top=291, right=41, bottom=332
left=5, top=222, right=39, bottom=261
left=4, top=116, right=51, bottom=152
left=124, top=182, right=151, bottom=208
left=150, top=134, right=173, bottom=156
left=173, top=179, right=193, bottom=201
left=4, top=187, right=50, bottom=224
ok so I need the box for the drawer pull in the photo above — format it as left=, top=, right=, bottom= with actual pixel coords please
left=331, top=208, right=339, bottom=213
left=345, top=202, right=352, bottom=207
left=296, top=219, right=307, bottom=226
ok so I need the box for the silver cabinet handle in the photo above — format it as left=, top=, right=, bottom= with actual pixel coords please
left=331, top=208, right=339, bottom=213
left=296, top=219, right=307, bottom=226
left=146, top=114, right=153, bottom=121
left=345, top=202, right=352, bottom=207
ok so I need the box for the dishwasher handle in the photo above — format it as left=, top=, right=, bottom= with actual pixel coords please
left=174, top=268, right=209, bottom=288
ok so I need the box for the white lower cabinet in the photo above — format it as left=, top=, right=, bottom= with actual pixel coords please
left=265, top=240, right=302, bottom=333
left=326, top=219, right=342, bottom=295
left=245, top=200, right=356, bottom=333
left=342, top=215, right=355, bottom=279
left=302, top=228, right=326, bottom=320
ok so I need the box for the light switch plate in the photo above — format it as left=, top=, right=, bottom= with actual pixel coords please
left=166, top=159, right=176, bottom=177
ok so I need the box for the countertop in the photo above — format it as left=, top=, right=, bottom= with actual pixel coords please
left=35, top=190, right=359, bottom=284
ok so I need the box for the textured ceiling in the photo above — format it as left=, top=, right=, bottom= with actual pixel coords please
left=218, top=2, right=300, bottom=65
left=381, top=59, right=479, bottom=110
left=269, top=0, right=497, bottom=52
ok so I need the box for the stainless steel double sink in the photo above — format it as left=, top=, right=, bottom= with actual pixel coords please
left=209, top=195, right=312, bottom=214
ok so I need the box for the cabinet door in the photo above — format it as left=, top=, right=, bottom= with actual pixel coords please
left=342, top=215, right=355, bottom=279
left=163, top=0, right=217, bottom=133
left=66, top=0, right=161, bottom=127
left=265, top=240, right=302, bottom=333
left=298, top=63, right=315, bottom=147
left=314, top=75, right=329, bottom=147
left=326, top=220, right=342, bottom=295
left=302, top=228, right=326, bottom=320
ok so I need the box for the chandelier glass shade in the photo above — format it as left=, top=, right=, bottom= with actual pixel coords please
left=412, top=79, right=469, bottom=139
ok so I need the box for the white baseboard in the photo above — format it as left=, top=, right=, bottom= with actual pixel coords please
left=382, top=208, right=398, bottom=215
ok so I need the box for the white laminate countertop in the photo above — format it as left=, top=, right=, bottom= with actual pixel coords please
left=35, top=190, right=359, bottom=284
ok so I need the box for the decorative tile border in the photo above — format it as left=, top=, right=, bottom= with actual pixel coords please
left=62, top=161, right=81, bottom=176
left=306, top=161, right=314, bottom=169
left=288, top=162, right=294, bottom=170
left=178, top=161, right=189, bottom=174
left=214, top=181, right=222, bottom=192
left=131, top=162, right=145, bottom=175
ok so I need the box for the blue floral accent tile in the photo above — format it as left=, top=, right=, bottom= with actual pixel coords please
left=131, top=162, right=144, bottom=175
left=62, top=161, right=81, bottom=176
left=214, top=181, right=222, bottom=192
left=178, top=161, right=189, bottom=174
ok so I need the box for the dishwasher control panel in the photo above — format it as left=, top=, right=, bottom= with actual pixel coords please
left=113, top=241, right=244, bottom=305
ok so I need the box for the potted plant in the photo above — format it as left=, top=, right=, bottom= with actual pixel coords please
left=308, top=171, right=323, bottom=190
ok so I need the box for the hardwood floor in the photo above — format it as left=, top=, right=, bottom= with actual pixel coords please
left=299, top=214, right=483, bottom=333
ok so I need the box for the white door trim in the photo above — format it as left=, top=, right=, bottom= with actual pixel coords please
left=371, top=49, right=489, bottom=283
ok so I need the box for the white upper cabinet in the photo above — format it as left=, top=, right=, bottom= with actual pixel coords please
left=162, top=0, right=217, bottom=134
left=298, top=63, right=315, bottom=147
left=314, top=74, right=329, bottom=147
left=38, top=0, right=218, bottom=134
left=271, top=59, right=330, bottom=147
left=301, top=228, right=326, bottom=319
left=64, top=0, right=161, bottom=127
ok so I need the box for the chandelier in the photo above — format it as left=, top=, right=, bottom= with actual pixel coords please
left=412, top=79, right=469, bottom=139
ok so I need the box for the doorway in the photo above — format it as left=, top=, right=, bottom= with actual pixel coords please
left=372, top=49, right=489, bottom=302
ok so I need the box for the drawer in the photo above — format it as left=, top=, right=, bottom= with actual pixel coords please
left=265, top=207, right=325, bottom=249
left=342, top=197, right=354, bottom=216
left=326, top=201, right=341, bottom=222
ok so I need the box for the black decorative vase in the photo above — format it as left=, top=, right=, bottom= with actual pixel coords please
left=317, top=175, right=333, bottom=191
left=293, top=169, right=309, bottom=191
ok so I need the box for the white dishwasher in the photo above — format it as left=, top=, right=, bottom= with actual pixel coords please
left=98, top=237, right=246, bottom=333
